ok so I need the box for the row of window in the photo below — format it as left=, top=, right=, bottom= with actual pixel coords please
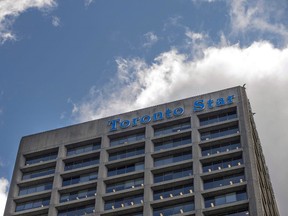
left=23, top=108, right=237, bottom=167
left=21, top=153, right=243, bottom=188
left=19, top=170, right=245, bottom=198
left=15, top=189, right=247, bottom=214
left=21, top=139, right=241, bottom=182
left=23, top=134, right=239, bottom=176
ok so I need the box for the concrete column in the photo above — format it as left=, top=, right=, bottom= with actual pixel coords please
left=95, top=135, right=109, bottom=216
left=191, top=114, right=203, bottom=216
left=143, top=125, right=154, bottom=215
left=48, top=145, right=65, bottom=216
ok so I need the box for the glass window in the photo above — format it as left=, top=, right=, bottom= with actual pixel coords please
left=153, top=202, right=194, bottom=216
left=226, top=193, right=237, bottom=203
left=60, top=187, right=96, bottom=203
left=200, top=125, right=239, bottom=141
left=154, top=167, right=193, bottom=183
left=107, top=162, right=144, bottom=177
left=153, top=184, right=193, bottom=200
left=106, top=178, right=144, bottom=193
left=109, top=146, right=145, bottom=161
left=110, top=133, right=145, bottom=147
left=199, top=109, right=237, bottom=126
left=22, top=167, right=55, bottom=180
left=62, top=172, right=98, bottom=186
left=203, top=172, right=245, bottom=190
left=154, top=121, right=191, bottom=136
left=67, top=142, right=101, bottom=156
left=204, top=190, right=247, bottom=208
left=15, top=198, right=50, bottom=212
left=121, top=213, right=143, bottom=216
left=202, top=156, right=243, bottom=173
left=104, top=194, right=143, bottom=210
left=25, top=151, right=58, bottom=165
left=154, top=151, right=192, bottom=167
left=202, top=140, right=241, bottom=156
left=64, top=157, right=99, bottom=171
left=58, top=204, right=95, bottom=216
left=19, top=182, right=52, bottom=196
left=154, top=135, right=191, bottom=152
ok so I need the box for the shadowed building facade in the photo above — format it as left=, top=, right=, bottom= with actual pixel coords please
left=4, top=86, right=279, bottom=216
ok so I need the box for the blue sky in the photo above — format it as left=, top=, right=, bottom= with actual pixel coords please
left=1, top=0, right=288, bottom=214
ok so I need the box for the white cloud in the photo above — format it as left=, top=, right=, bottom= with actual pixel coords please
left=51, top=16, right=60, bottom=27
left=84, top=0, right=95, bottom=6
left=0, top=177, right=9, bottom=216
left=72, top=41, right=288, bottom=214
left=230, top=0, right=288, bottom=43
left=0, top=0, right=57, bottom=43
left=71, top=0, right=288, bottom=213
left=143, top=32, right=159, bottom=48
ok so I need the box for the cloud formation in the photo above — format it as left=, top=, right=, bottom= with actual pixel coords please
left=52, top=16, right=60, bottom=27
left=69, top=0, right=288, bottom=214
left=72, top=39, right=288, bottom=214
left=0, top=0, right=57, bottom=43
left=229, top=0, right=288, bottom=44
left=143, top=32, right=159, bottom=48
left=0, top=177, right=9, bottom=216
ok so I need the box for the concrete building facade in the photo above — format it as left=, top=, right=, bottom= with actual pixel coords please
left=4, top=86, right=279, bottom=216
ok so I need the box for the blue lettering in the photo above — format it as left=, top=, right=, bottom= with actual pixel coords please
left=165, top=108, right=172, bottom=118
left=207, top=99, right=214, bottom=109
left=141, top=115, right=151, bottom=124
left=227, top=95, right=235, bottom=104
left=132, top=117, right=140, bottom=127
left=120, top=120, right=130, bottom=129
left=173, top=107, right=184, bottom=116
left=216, top=98, right=225, bottom=107
left=153, top=112, right=164, bottom=122
left=108, top=119, right=120, bottom=131
left=194, top=100, right=205, bottom=112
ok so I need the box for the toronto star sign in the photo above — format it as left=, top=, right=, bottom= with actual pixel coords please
left=108, top=95, right=235, bottom=131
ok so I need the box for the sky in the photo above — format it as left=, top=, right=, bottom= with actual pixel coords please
left=0, top=0, right=288, bottom=215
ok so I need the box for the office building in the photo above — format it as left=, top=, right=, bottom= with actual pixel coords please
left=4, top=86, right=279, bottom=216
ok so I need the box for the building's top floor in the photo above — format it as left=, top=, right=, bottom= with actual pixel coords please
left=19, top=86, right=245, bottom=155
